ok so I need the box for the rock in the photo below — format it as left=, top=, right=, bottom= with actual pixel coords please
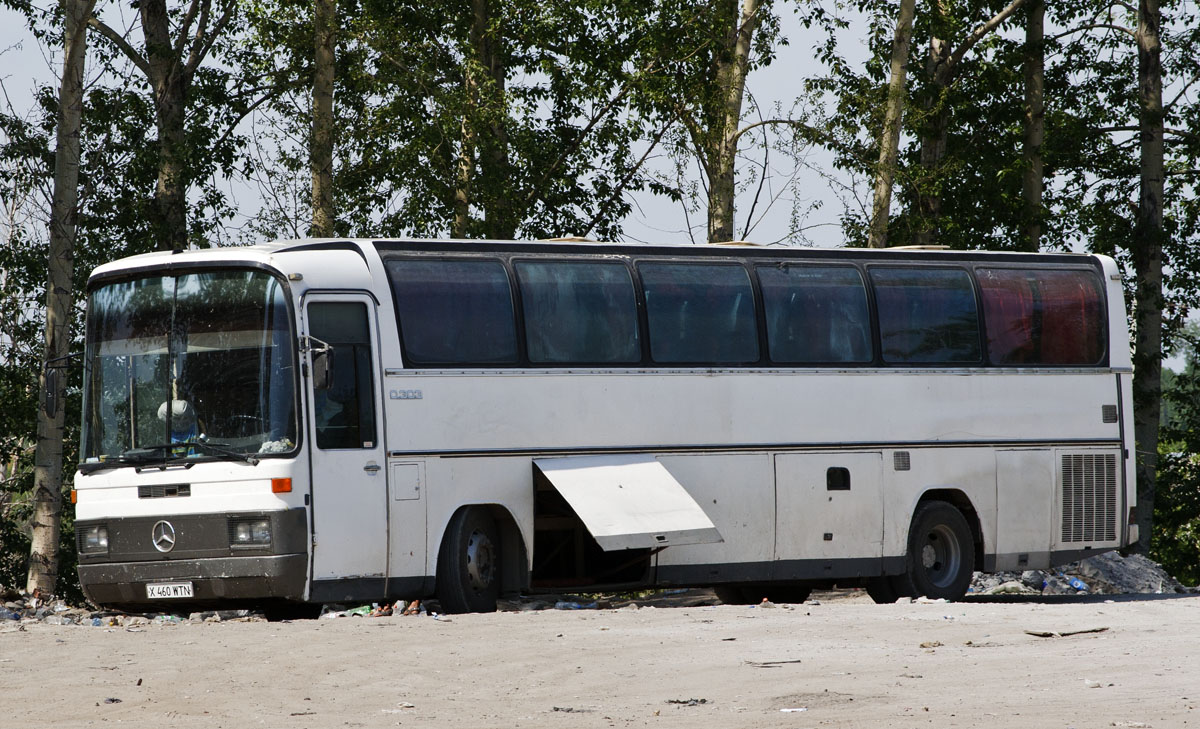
left=1019, top=571, right=1046, bottom=591
left=983, top=580, right=1037, bottom=596
left=1041, top=575, right=1076, bottom=595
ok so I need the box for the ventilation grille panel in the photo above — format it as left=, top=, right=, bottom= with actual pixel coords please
left=138, top=484, right=190, bottom=499
left=1060, top=453, right=1117, bottom=543
left=893, top=451, right=911, bottom=471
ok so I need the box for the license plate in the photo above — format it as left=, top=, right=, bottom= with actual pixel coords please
left=146, top=582, right=194, bottom=599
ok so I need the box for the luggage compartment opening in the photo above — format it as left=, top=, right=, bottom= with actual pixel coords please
left=531, top=474, right=653, bottom=588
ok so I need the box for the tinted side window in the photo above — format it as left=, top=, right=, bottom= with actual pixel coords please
left=758, top=265, right=872, bottom=363
left=385, top=259, right=518, bottom=365
left=639, top=262, right=758, bottom=364
left=978, top=268, right=1106, bottom=365
left=515, top=260, right=640, bottom=364
left=309, top=302, right=376, bottom=449
left=871, top=267, right=981, bottom=364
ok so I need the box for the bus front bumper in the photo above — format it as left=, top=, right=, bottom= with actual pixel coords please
left=78, top=553, right=308, bottom=606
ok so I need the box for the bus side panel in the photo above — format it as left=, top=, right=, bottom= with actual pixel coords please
left=422, top=456, right=536, bottom=576
left=652, top=454, right=775, bottom=582
left=773, top=451, right=884, bottom=570
left=382, top=372, right=1122, bottom=456
left=881, top=447, right=998, bottom=571
left=386, top=459, right=428, bottom=594
left=994, top=449, right=1054, bottom=570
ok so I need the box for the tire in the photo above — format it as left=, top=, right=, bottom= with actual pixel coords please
left=714, top=585, right=756, bottom=605
left=715, top=583, right=812, bottom=605
left=865, top=578, right=901, bottom=604
left=436, top=507, right=500, bottom=614
left=891, top=500, right=975, bottom=601
left=764, top=585, right=812, bottom=604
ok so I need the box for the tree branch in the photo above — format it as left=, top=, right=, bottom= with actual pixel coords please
left=581, top=123, right=670, bottom=238
left=87, top=17, right=151, bottom=77
left=1167, top=76, right=1199, bottom=113
left=520, top=62, right=658, bottom=215
left=210, top=89, right=279, bottom=154
left=172, top=0, right=203, bottom=62
left=948, top=0, right=1028, bottom=71
left=1095, top=125, right=1198, bottom=141
left=739, top=104, right=770, bottom=240
left=188, top=0, right=235, bottom=75
left=1048, top=23, right=1136, bottom=43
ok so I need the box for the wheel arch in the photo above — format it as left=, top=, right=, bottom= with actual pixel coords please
left=915, top=489, right=985, bottom=572
left=433, top=503, right=528, bottom=596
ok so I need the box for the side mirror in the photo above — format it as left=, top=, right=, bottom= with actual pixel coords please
left=309, top=339, right=334, bottom=391
left=44, top=368, right=58, bottom=416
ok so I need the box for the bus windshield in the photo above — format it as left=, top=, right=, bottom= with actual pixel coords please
left=81, top=269, right=298, bottom=465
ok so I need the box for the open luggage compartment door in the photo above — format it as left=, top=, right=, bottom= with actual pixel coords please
left=534, top=455, right=723, bottom=551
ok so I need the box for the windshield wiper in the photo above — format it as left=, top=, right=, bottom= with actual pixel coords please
left=79, top=439, right=259, bottom=474
left=78, top=444, right=187, bottom=474
left=191, top=436, right=260, bottom=465
left=134, top=438, right=260, bottom=465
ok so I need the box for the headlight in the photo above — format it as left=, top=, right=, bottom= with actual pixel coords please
left=80, top=525, right=108, bottom=553
left=229, top=518, right=271, bottom=546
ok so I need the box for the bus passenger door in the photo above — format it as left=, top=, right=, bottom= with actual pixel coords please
left=303, top=295, right=388, bottom=601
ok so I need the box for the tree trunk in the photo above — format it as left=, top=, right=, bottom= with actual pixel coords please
left=913, top=14, right=951, bottom=248
left=1020, top=0, right=1045, bottom=252
left=1132, top=0, right=1164, bottom=554
left=310, top=0, right=336, bottom=237
left=475, top=0, right=514, bottom=239
left=141, top=0, right=191, bottom=251
left=454, top=0, right=514, bottom=239
left=707, top=0, right=761, bottom=244
left=910, top=0, right=1027, bottom=247
left=452, top=112, right=475, bottom=238
left=26, top=0, right=97, bottom=596
left=867, top=0, right=917, bottom=249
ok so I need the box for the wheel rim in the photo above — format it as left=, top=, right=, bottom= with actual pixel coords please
left=465, top=528, right=496, bottom=594
left=919, top=523, right=962, bottom=589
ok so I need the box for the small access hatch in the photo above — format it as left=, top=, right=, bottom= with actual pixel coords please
left=533, top=455, right=723, bottom=551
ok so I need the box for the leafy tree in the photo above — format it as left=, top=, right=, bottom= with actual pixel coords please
left=1156, top=342, right=1200, bottom=584
left=241, top=0, right=667, bottom=241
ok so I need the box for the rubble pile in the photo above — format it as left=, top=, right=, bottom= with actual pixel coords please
left=970, top=551, right=1190, bottom=596
left=0, top=585, right=265, bottom=626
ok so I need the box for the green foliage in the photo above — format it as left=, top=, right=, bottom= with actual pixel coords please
left=238, top=0, right=679, bottom=241
left=1155, top=350, right=1200, bottom=586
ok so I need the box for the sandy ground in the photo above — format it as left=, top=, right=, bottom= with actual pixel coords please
left=2, top=590, right=1198, bottom=729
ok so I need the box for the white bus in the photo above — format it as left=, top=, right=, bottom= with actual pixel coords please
left=73, top=239, right=1137, bottom=613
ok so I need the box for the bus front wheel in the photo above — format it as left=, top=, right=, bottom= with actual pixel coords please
left=892, top=501, right=974, bottom=601
left=436, top=507, right=500, bottom=614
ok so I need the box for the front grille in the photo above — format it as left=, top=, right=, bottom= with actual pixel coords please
left=138, top=484, right=191, bottom=498
left=1060, top=453, right=1118, bottom=543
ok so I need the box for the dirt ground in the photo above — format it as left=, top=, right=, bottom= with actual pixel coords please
left=2, top=590, right=1197, bottom=729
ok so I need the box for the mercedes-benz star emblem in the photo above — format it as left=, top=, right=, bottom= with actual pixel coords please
left=152, top=520, right=176, bottom=553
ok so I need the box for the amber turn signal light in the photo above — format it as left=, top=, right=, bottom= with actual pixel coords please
left=271, top=478, right=292, bottom=493
left=70, top=489, right=78, bottom=504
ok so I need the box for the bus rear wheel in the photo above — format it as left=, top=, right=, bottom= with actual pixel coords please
left=892, top=500, right=974, bottom=601
left=436, top=507, right=500, bottom=614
